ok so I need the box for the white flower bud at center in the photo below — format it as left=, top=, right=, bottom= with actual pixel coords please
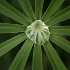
left=26, top=20, right=50, bottom=45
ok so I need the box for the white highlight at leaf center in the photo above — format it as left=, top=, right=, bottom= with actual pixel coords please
left=26, top=20, right=50, bottom=45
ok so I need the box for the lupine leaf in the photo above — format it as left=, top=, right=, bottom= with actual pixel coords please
left=18, top=0, right=36, bottom=21
left=43, top=41, right=67, bottom=70
left=35, top=0, right=44, bottom=19
left=0, top=0, right=31, bottom=26
left=9, top=39, right=33, bottom=70
left=50, top=34, right=70, bottom=53
left=0, top=23, right=26, bottom=33
left=46, top=6, right=70, bottom=25
left=50, top=26, right=70, bottom=36
left=42, top=0, right=64, bottom=21
left=0, top=33, right=27, bottom=57
left=32, top=44, right=43, bottom=70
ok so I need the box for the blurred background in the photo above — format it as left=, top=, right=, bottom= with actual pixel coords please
left=0, top=0, right=70, bottom=70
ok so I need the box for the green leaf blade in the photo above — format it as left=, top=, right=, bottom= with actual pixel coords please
left=18, top=0, right=36, bottom=21
left=32, top=44, right=43, bottom=70
left=0, top=23, right=26, bottom=33
left=50, top=34, right=70, bottom=53
left=42, top=0, right=64, bottom=21
left=35, top=0, right=44, bottom=19
left=0, top=33, right=27, bottom=57
left=0, top=1, right=31, bottom=26
left=43, top=41, right=67, bottom=70
left=9, top=39, right=33, bottom=70
left=46, top=6, right=70, bottom=26
left=50, top=26, right=70, bottom=36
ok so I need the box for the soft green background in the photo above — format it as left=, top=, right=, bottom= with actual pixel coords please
left=0, top=0, right=70, bottom=70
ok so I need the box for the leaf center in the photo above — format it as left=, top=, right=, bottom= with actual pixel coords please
left=26, top=20, right=50, bottom=45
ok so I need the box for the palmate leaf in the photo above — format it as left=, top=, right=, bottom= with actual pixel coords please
left=35, top=0, right=44, bottom=19
left=0, top=0, right=31, bottom=26
left=9, top=39, right=33, bottom=70
left=50, top=34, right=70, bottom=53
left=18, top=0, right=36, bottom=21
left=0, top=33, right=27, bottom=57
left=50, top=26, right=70, bottom=36
left=42, top=0, right=64, bottom=21
left=46, top=6, right=70, bottom=26
left=43, top=41, right=67, bottom=70
left=0, top=0, right=70, bottom=70
left=32, top=44, right=43, bottom=70
left=0, top=23, right=26, bottom=33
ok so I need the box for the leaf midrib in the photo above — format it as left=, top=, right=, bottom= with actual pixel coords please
left=14, top=41, right=32, bottom=70
left=0, top=4, right=27, bottom=25
left=48, top=11, right=70, bottom=25
left=0, top=35, right=26, bottom=51
left=51, top=35, right=70, bottom=51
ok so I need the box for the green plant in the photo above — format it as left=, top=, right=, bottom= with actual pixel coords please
left=0, top=0, right=70, bottom=70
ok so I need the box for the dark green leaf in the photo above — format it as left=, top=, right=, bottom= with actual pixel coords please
left=32, top=44, right=43, bottom=70
left=50, top=34, right=70, bottom=53
left=0, top=0, right=31, bottom=26
left=46, top=6, right=70, bottom=25
left=50, top=26, right=70, bottom=36
left=35, top=0, right=44, bottom=19
left=43, top=41, right=67, bottom=70
left=9, top=39, right=33, bottom=70
left=0, top=23, right=26, bottom=33
left=0, top=33, right=27, bottom=57
left=42, top=0, right=64, bottom=21
left=18, top=0, right=36, bottom=21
